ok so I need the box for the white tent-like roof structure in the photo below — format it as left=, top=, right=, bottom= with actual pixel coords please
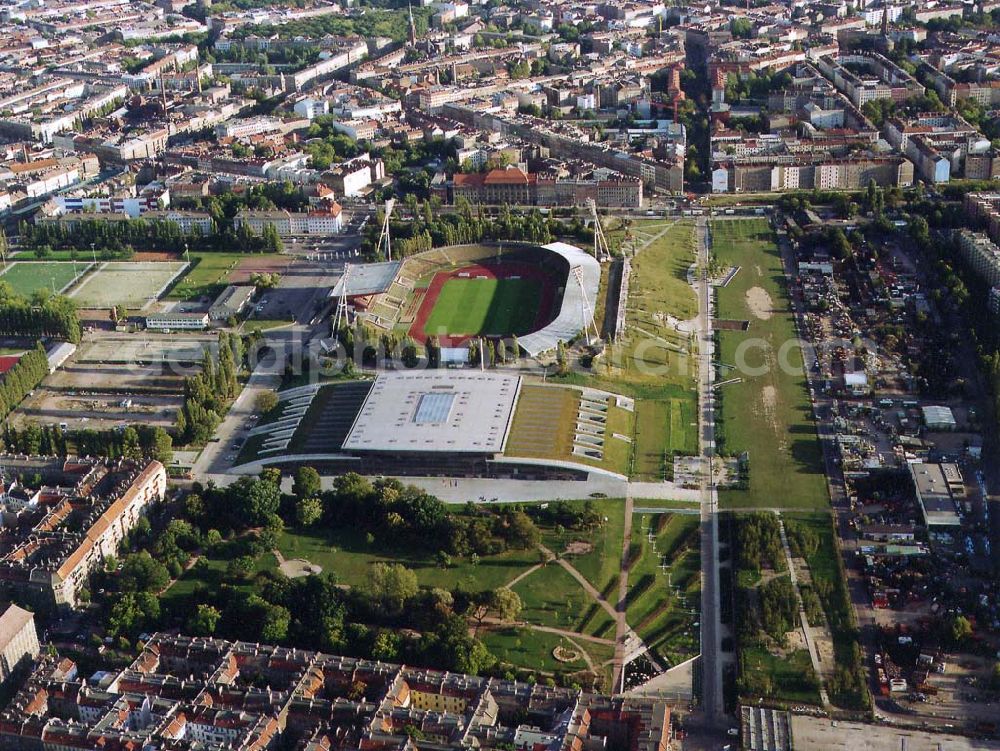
left=518, top=242, right=601, bottom=357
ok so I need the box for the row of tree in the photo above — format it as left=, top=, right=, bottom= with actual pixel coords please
left=176, top=332, right=243, bottom=444
left=20, top=216, right=282, bottom=257
left=0, top=343, right=48, bottom=424
left=0, top=283, right=80, bottom=343
left=365, top=202, right=559, bottom=259
left=1, top=423, right=172, bottom=463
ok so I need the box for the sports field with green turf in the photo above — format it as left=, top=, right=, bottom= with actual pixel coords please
left=0, top=261, right=88, bottom=295
left=423, top=277, right=541, bottom=336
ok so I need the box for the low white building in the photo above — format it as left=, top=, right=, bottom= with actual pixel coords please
left=145, top=312, right=209, bottom=331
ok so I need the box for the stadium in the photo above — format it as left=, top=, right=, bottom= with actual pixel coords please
left=330, top=242, right=601, bottom=357
left=238, top=370, right=635, bottom=481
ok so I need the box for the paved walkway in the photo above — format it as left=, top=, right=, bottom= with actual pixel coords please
left=611, top=493, right=635, bottom=692
left=695, top=216, right=726, bottom=725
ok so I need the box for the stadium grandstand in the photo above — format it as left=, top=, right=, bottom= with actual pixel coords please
left=330, top=242, right=599, bottom=356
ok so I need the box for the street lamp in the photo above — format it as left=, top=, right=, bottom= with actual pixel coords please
left=90, top=242, right=97, bottom=266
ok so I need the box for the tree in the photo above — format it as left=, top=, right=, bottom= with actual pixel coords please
left=150, top=427, right=173, bottom=464
left=292, top=466, right=322, bottom=499
left=187, top=604, right=221, bottom=635
left=948, top=615, right=972, bottom=645
left=119, top=552, right=170, bottom=593
left=296, top=497, right=323, bottom=527
left=362, top=562, right=418, bottom=615
left=121, top=426, right=142, bottom=460
left=228, top=476, right=281, bottom=528
left=259, top=602, right=291, bottom=642
left=491, top=587, right=522, bottom=623
left=255, top=390, right=279, bottom=414
left=506, top=511, right=540, bottom=549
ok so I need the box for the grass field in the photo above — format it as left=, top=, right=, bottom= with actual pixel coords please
left=275, top=525, right=538, bottom=591
left=711, top=219, right=828, bottom=510
left=504, top=384, right=634, bottom=476
left=482, top=627, right=596, bottom=675
left=70, top=261, right=188, bottom=308
left=740, top=646, right=822, bottom=704
left=633, top=397, right=698, bottom=480
left=626, top=513, right=701, bottom=666
left=1, top=261, right=88, bottom=295
left=512, top=564, right=615, bottom=635
left=423, top=277, right=541, bottom=337
left=166, top=253, right=285, bottom=301
left=628, top=221, right=698, bottom=321
left=549, top=220, right=700, bottom=474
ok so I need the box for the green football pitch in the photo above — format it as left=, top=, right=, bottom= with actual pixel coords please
left=423, top=277, right=542, bottom=336
left=0, top=262, right=87, bottom=295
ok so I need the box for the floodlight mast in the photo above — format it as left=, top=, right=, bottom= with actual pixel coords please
left=588, top=198, right=611, bottom=262
left=334, top=264, right=351, bottom=334
left=573, top=265, right=600, bottom=346
left=376, top=199, right=395, bottom=261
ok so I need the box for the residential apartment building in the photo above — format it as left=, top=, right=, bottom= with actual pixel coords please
left=712, top=155, right=913, bottom=193
left=0, top=604, right=39, bottom=688
left=235, top=206, right=343, bottom=236
left=816, top=52, right=924, bottom=108
left=0, top=460, right=167, bottom=609
left=957, top=230, right=1000, bottom=287
left=0, top=633, right=673, bottom=751
left=964, top=193, right=1000, bottom=245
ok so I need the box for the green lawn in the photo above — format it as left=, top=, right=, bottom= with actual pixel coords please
left=0, top=261, right=87, bottom=295
left=424, top=277, right=541, bottom=336
left=512, top=564, right=614, bottom=634
left=277, top=526, right=539, bottom=591
left=161, top=551, right=277, bottom=615
left=625, top=514, right=701, bottom=665
left=167, top=253, right=280, bottom=301
left=741, top=646, right=822, bottom=704
left=711, top=219, right=828, bottom=510
left=633, top=397, right=698, bottom=480
left=481, top=626, right=615, bottom=688
left=539, top=499, right=625, bottom=599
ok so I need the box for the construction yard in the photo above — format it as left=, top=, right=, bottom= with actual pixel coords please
left=8, top=331, right=214, bottom=432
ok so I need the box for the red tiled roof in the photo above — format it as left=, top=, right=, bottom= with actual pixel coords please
left=483, top=168, right=531, bottom=185
left=0, top=355, right=21, bottom=375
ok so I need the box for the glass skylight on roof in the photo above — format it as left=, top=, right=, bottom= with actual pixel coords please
left=413, top=392, right=455, bottom=424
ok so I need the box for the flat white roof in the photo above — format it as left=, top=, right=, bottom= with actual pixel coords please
left=330, top=261, right=401, bottom=297
left=342, top=371, right=522, bottom=453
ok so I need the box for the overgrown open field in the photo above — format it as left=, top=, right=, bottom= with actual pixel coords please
left=711, top=219, right=828, bottom=510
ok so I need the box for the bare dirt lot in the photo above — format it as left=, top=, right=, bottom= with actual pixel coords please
left=746, top=286, right=774, bottom=320
left=9, top=332, right=209, bottom=431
